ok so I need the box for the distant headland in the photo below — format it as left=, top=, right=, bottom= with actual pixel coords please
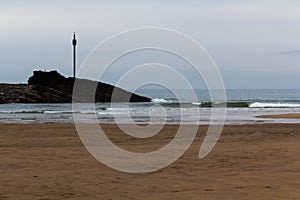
left=0, top=70, right=151, bottom=103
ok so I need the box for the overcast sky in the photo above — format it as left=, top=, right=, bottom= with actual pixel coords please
left=1, top=0, right=300, bottom=88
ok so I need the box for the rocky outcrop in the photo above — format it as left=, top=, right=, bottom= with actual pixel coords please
left=0, top=70, right=151, bottom=103
left=0, top=84, right=36, bottom=103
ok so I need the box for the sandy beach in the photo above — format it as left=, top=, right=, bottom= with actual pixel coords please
left=0, top=123, right=299, bottom=200
left=2, top=0, right=300, bottom=199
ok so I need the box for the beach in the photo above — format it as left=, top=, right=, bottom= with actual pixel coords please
left=0, top=123, right=299, bottom=200
left=2, top=0, right=300, bottom=199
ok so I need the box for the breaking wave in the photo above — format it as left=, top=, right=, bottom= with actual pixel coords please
left=150, top=99, right=300, bottom=108
left=249, top=102, right=300, bottom=108
left=151, top=98, right=175, bottom=103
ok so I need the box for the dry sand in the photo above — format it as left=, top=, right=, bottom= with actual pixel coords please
left=0, top=123, right=300, bottom=200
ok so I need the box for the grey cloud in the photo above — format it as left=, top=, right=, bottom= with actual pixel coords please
left=279, top=50, right=300, bottom=56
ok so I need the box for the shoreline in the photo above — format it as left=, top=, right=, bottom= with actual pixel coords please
left=0, top=123, right=300, bottom=199
left=0, top=120, right=300, bottom=125
left=1, top=102, right=300, bottom=125
left=256, top=113, right=300, bottom=119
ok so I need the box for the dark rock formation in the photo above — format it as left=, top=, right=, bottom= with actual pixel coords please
left=0, top=84, right=38, bottom=103
left=0, top=70, right=151, bottom=103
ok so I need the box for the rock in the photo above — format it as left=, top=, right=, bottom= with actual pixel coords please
left=0, top=70, right=151, bottom=104
left=28, top=70, right=151, bottom=103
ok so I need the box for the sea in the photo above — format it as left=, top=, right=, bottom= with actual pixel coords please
left=0, top=89, right=300, bottom=124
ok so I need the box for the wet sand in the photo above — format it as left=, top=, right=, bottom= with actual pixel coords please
left=0, top=123, right=300, bottom=200
left=257, top=113, right=300, bottom=119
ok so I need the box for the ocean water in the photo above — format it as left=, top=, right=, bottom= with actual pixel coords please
left=0, top=89, right=300, bottom=124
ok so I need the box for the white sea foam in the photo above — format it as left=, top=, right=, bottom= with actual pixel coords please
left=0, top=110, right=43, bottom=114
left=106, top=108, right=128, bottom=111
left=249, top=102, right=300, bottom=108
left=0, top=111, right=15, bottom=113
left=151, top=98, right=176, bottom=103
left=98, top=111, right=125, bottom=115
left=44, top=110, right=73, bottom=114
left=44, top=110, right=96, bottom=114
left=192, top=102, right=202, bottom=105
